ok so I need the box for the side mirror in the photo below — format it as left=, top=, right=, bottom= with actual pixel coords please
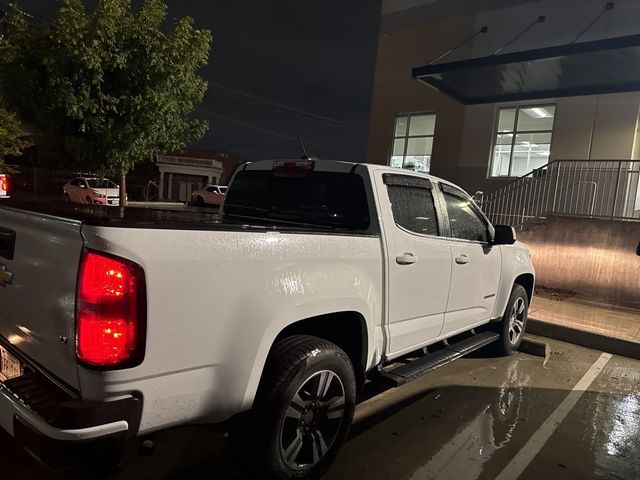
left=493, top=225, right=517, bottom=245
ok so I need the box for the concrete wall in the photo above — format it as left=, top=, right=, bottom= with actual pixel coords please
left=519, top=216, right=640, bottom=309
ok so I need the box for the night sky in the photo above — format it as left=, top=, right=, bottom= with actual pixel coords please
left=10, top=1, right=382, bottom=161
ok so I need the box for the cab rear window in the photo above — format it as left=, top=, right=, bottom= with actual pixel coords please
left=223, top=170, right=370, bottom=230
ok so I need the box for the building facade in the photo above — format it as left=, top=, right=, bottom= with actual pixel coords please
left=367, top=0, right=640, bottom=219
left=155, top=150, right=243, bottom=202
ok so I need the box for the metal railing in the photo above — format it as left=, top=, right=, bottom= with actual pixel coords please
left=479, top=159, right=640, bottom=229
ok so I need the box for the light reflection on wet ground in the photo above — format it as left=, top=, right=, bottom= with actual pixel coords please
left=327, top=337, right=639, bottom=480
left=2, top=335, right=639, bottom=479
left=521, top=354, right=640, bottom=480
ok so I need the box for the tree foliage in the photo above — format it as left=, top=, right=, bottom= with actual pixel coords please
left=0, top=108, right=30, bottom=173
left=0, top=0, right=212, bottom=201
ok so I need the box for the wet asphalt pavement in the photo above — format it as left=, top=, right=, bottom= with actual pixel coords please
left=3, top=334, right=639, bottom=479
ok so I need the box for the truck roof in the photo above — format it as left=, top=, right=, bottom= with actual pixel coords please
left=242, top=159, right=467, bottom=195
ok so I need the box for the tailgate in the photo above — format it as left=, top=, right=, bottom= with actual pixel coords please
left=0, top=207, right=83, bottom=390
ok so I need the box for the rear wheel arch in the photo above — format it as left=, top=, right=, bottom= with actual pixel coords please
left=273, top=311, right=369, bottom=388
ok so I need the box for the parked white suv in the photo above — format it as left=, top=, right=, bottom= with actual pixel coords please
left=0, top=160, right=533, bottom=478
left=63, top=177, right=122, bottom=205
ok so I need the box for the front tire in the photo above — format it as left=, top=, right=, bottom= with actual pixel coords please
left=232, top=335, right=356, bottom=480
left=494, top=284, right=529, bottom=355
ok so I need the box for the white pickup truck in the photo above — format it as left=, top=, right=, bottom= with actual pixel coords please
left=0, top=159, right=534, bottom=478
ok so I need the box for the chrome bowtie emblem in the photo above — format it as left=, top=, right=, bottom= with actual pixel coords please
left=0, top=263, right=13, bottom=287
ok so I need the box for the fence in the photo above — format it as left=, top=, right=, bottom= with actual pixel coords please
left=479, top=160, right=640, bottom=229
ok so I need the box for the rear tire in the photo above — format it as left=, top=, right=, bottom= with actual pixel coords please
left=231, top=335, right=356, bottom=480
left=194, top=196, right=204, bottom=206
left=64, top=194, right=71, bottom=203
left=493, top=284, right=528, bottom=355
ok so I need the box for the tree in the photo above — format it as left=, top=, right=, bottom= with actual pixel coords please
left=0, top=107, right=29, bottom=173
left=0, top=0, right=212, bottom=205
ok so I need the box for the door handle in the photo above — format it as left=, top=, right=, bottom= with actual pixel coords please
left=455, top=254, right=470, bottom=265
left=396, top=253, right=417, bottom=265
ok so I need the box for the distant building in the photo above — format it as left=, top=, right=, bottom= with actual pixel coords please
left=155, top=149, right=244, bottom=202
left=369, top=0, right=640, bottom=223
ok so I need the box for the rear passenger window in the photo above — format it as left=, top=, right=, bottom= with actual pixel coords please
left=442, top=191, right=488, bottom=242
left=384, top=174, right=439, bottom=236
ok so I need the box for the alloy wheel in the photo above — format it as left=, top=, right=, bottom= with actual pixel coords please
left=279, top=370, right=346, bottom=470
left=508, top=297, right=526, bottom=345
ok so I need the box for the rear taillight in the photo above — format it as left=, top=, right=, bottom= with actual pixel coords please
left=76, top=250, right=146, bottom=369
left=0, top=175, right=7, bottom=192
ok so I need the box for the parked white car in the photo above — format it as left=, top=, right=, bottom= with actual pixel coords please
left=0, top=160, right=534, bottom=478
left=190, top=184, right=227, bottom=206
left=63, top=177, right=122, bottom=205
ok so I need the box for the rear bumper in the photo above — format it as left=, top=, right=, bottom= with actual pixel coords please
left=13, top=417, right=128, bottom=468
left=0, top=336, right=142, bottom=466
left=1, top=383, right=141, bottom=466
left=0, top=384, right=130, bottom=439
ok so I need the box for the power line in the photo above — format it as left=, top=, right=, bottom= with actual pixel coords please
left=196, top=108, right=360, bottom=157
left=210, top=87, right=365, bottom=130
left=208, top=81, right=367, bottom=130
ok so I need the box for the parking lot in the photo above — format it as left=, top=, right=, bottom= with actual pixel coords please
left=3, top=335, right=638, bottom=480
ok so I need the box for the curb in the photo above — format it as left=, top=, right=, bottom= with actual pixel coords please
left=527, top=317, right=640, bottom=360
left=520, top=337, right=549, bottom=357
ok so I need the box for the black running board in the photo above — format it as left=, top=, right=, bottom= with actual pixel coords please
left=378, top=331, right=499, bottom=387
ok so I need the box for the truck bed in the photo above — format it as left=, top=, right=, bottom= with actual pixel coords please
left=0, top=199, right=374, bottom=235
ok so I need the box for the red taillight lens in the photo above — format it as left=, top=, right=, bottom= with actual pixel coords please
left=0, top=175, right=7, bottom=192
left=76, top=250, right=146, bottom=369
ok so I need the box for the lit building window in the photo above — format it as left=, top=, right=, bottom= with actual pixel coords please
left=390, top=113, right=436, bottom=173
left=490, top=105, right=555, bottom=178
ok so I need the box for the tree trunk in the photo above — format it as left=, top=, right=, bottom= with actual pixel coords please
left=119, top=170, right=128, bottom=207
